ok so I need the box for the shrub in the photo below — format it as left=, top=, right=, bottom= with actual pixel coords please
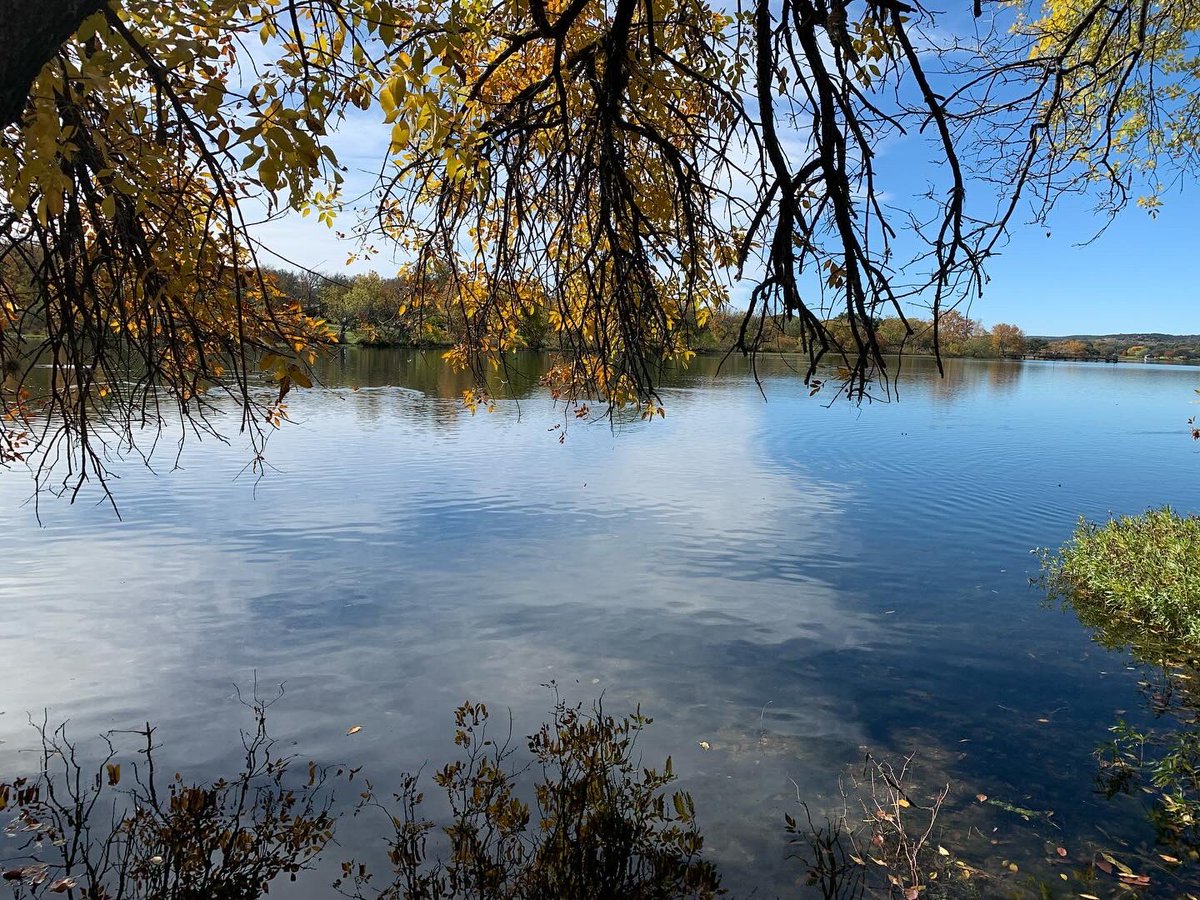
left=1040, top=507, right=1200, bottom=656
left=1043, top=508, right=1200, bottom=851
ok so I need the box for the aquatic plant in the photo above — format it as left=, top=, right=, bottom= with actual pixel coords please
left=786, top=753, right=980, bottom=900
left=1044, top=507, right=1200, bottom=861
left=1, top=688, right=718, bottom=900
left=340, top=691, right=719, bottom=899
left=0, top=691, right=349, bottom=900
left=1040, top=506, right=1200, bottom=656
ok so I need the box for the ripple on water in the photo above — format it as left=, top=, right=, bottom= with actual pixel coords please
left=3, top=353, right=1200, bottom=896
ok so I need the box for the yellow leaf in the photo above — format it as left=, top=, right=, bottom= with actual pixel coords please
left=380, top=81, right=397, bottom=115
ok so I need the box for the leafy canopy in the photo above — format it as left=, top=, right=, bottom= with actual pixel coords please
left=1018, top=0, right=1200, bottom=215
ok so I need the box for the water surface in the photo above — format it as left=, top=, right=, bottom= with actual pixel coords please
left=2, top=352, right=1198, bottom=894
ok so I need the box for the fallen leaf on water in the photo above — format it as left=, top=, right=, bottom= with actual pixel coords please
left=1118, top=874, right=1151, bottom=887
left=898, top=797, right=911, bottom=808
left=346, top=725, right=363, bottom=736
left=698, top=741, right=710, bottom=750
left=1057, top=847, right=1068, bottom=857
left=1095, top=860, right=1113, bottom=875
left=1007, top=863, right=1019, bottom=873
left=1100, top=852, right=1132, bottom=876
left=937, top=845, right=950, bottom=856
left=1160, top=854, right=1181, bottom=865
left=49, top=878, right=77, bottom=893
left=904, top=888, right=919, bottom=900
left=975, top=793, right=988, bottom=802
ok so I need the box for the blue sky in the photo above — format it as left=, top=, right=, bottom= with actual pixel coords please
left=975, top=188, right=1199, bottom=335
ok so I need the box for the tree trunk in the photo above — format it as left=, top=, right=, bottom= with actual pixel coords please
left=0, top=0, right=108, bottom=129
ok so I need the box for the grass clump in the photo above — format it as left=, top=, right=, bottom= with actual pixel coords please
left=1043, top=508, right=1200, bottom=853
left=1041, top=507, right=1200, bottom=654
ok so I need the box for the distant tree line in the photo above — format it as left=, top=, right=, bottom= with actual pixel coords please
left=31, top=255, right=1187, bottom=365
left=1026, top=334, right=1200, bottom=363
left=690, top=307, right=1029, bottom=360
left=264, top=266, right=550, bottom=350
left=268, top=266, right=1036, bottom=362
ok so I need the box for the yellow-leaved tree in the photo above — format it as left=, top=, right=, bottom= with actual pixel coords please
left=959, top=0, right=1200, bottom=222
left=0, top=1, right=398, bottom=497
left=1023, top=0, right=1200, bottom=216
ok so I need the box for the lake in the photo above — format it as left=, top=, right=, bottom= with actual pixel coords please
left=2, top=351, right=1199, bottom=896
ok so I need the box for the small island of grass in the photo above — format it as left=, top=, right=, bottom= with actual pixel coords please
left=1041, top=507, right=1200, bottom=658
